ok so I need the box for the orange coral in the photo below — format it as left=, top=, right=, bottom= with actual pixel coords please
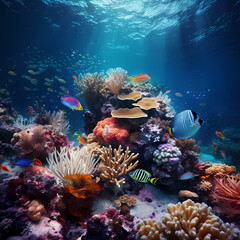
left=93, top=117, right=129, bottom=146
left=63, top=174, right=100, bottom=199
left=211, top=174, right=240, bottom=216
left=205, top=163, right=236, bottom=177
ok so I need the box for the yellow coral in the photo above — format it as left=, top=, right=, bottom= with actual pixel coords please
left=99, top=145, right=139, bottom=187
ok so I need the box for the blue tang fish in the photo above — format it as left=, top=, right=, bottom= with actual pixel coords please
left=179, top=171, right=199, bottom=180
left=169, top=110, right=203, bottom=139
left=15, top=158, right=32, bottom=167
left=61, top=96, right=83, bottom=111
left=128, top=169, right=159, bottom=186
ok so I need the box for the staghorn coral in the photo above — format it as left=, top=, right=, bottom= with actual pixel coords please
left=74, top=72, right=105, bottom=111
left=136, top=219, right=162, bottom=240
left=211, top=174, right=240, bottom=216
left=99, top=145, right=139, bottom=187
left=161, top=199, right=240, bottom=240
left=28, top=200, right=45, bottom=221
left=105, top=68, right=128, bottom=95
left=63, top=174, right=100, bottom=199
left=93, top=117, right=130, bottom=146
left=47, top=145, right=99, bottom=186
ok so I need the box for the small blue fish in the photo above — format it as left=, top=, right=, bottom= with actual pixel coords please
left=15, top=158, right=32, bottom=167
left=179, top=171, right=198, bottom=180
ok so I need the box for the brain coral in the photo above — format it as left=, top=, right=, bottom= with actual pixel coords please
left=93, top=117, right=129, bottom=146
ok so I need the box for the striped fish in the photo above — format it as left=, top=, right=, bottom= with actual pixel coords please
left=128, top=169, right=159, bottom=186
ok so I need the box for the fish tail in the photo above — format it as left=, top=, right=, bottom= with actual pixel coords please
left=169, top=127, right=173, bottom=136
left=149, top=177, right=159, bottom=186
left=222, top=137, right=225, bottom=141
left=128, top=76, right=135, bottom=83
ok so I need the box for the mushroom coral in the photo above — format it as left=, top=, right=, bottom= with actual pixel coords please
left=211, top=174, right=240, bottom=216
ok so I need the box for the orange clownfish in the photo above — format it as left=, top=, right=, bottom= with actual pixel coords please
left=78, top=136, right=86, bottom=145
left=215, top=131, right=225, bottom=141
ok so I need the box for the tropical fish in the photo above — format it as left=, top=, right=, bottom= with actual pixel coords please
left=179, top=171, right=198, bottom=180
left=25, top=75, right=32, bottom=80
left=169, top=110, right=203, bottom=139
left=128, top=169, right=159, bottom=186
left=15, top=158, right=32, bottom=167
left=44, top=82, right=51, bottom=86
left=73, top=75, right=77, bottom=79
left=8, top=79, right=14, bottom=83
left=47, top=88, right=54, bottom=92
left=24, top=87, right=31, bottom=91
left=175, top=92, right=183, bottom=97
left=0, top=165, right=10, bottom=173
left=213, top=143, right=217, bottom=154
left=30, top=78, right=38, bottom=85
left=198, top=140, right=202, bottom=143
left=28, top=70, right=36, bottom=75
left=104, top=125, right=110, bottom=136
left=8, top=71, right=16, bottom=76
left=163, top=134, right=169, bottom=139
left=33, top=159, right=42, bottom=166
left=58, top=78, right=66, bottom=83
left=165, top=90, right=171, bottom=94
left=66, top=90, right=69, bottom=94
left=73, top=131, right=79, bottom=137
left=199, top=102, right=207, bottom=107
left=216, top=131, right=225, bottom=141
left=213, top=143, right=217, bottom=147
left=220, top=150, right=226, bottom=158
left=61, top=96, right=83, bottom=111
left=128, top=74, right=151, bottom=84
left=78, top=136, right=86, bottom=145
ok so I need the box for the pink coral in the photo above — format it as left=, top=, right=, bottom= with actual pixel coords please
left=93, top=117, right=129, bottom=146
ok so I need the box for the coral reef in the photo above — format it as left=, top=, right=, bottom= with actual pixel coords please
left=118, top=91, right=142, bottom=101
left=132, top=97, right=159, bottom=110
left=105, top=68, right=128, bottom=95
left=47, top=146, right=100, bottom=186
left=211, top=174, right=240, bottom=216
left=82, top=207, right=137, bottom=240
left=27, top=199, right=45, bottom=221
left=99, top=145, right=139, bottom=187
left=111, top=107, right=148, bottom=118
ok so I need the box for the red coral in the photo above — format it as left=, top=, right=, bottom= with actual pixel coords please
left=211, top=174, right=240, bottom=216
left=93, top=117, right=129, bottom=146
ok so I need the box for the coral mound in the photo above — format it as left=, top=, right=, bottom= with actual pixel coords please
left=137, top=219, right=162, bottom=240
left=28, top=199, right=45, bottom=221
left=93, top=117, right=130, bottom=146
left=162, top=199, right=240, bottom=240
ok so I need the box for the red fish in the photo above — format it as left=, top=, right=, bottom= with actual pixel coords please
left=78, top=136, right=86, bottom=145
left=163, top=134, right=169, bottom=139
left=216, top=131, right=225, bottom=141
left=0, top=165, right=10, bottom=173
left=67, top=90, right=69, bottom=94
left=213, top=143, right=217, bottom=147
left=198, top=140, right=202, bottom=143
left=73, top=75, right=77, bottom=79
left=33, top=158, right=42, bottom=166
left=165, top=90, right=171, bottom=94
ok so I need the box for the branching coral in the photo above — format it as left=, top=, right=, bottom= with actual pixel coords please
left=47, top=146, right=99, bottom=186
left=99, top=145, right=139, bottom=187
left=211, top=174, right=240, bottom=216
left=161, top=199, right=240, bottom=240
left=105, top=68, right=127, bottom=95
left=136, top=219, right=162, bottom=240
left=74, top=72, right=105, bottom=110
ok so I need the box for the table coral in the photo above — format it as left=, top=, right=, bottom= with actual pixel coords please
left=93, top=117, right=130, bottom=146
left=99, top=145, right=139, bottom=187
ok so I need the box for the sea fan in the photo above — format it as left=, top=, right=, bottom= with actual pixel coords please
left=13, top=115, right=34, bottom=130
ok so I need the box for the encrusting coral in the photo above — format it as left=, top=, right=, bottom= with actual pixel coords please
left=47, top=145, right=99, bottom=186
left=99, top=145, right=139, bottom=187
left=105, top=68, right=128, bottom=95
left=211, top=173, right=240, bottom=216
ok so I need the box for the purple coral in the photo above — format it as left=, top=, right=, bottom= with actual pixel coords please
left=153, top=139, right=181, bottom=165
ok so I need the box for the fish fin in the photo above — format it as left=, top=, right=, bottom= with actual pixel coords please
left=128, top=76, right=135, bottom=83
left=72, top=108, right=74, bottom=111
left=169, top=127, right=173, bottom=136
